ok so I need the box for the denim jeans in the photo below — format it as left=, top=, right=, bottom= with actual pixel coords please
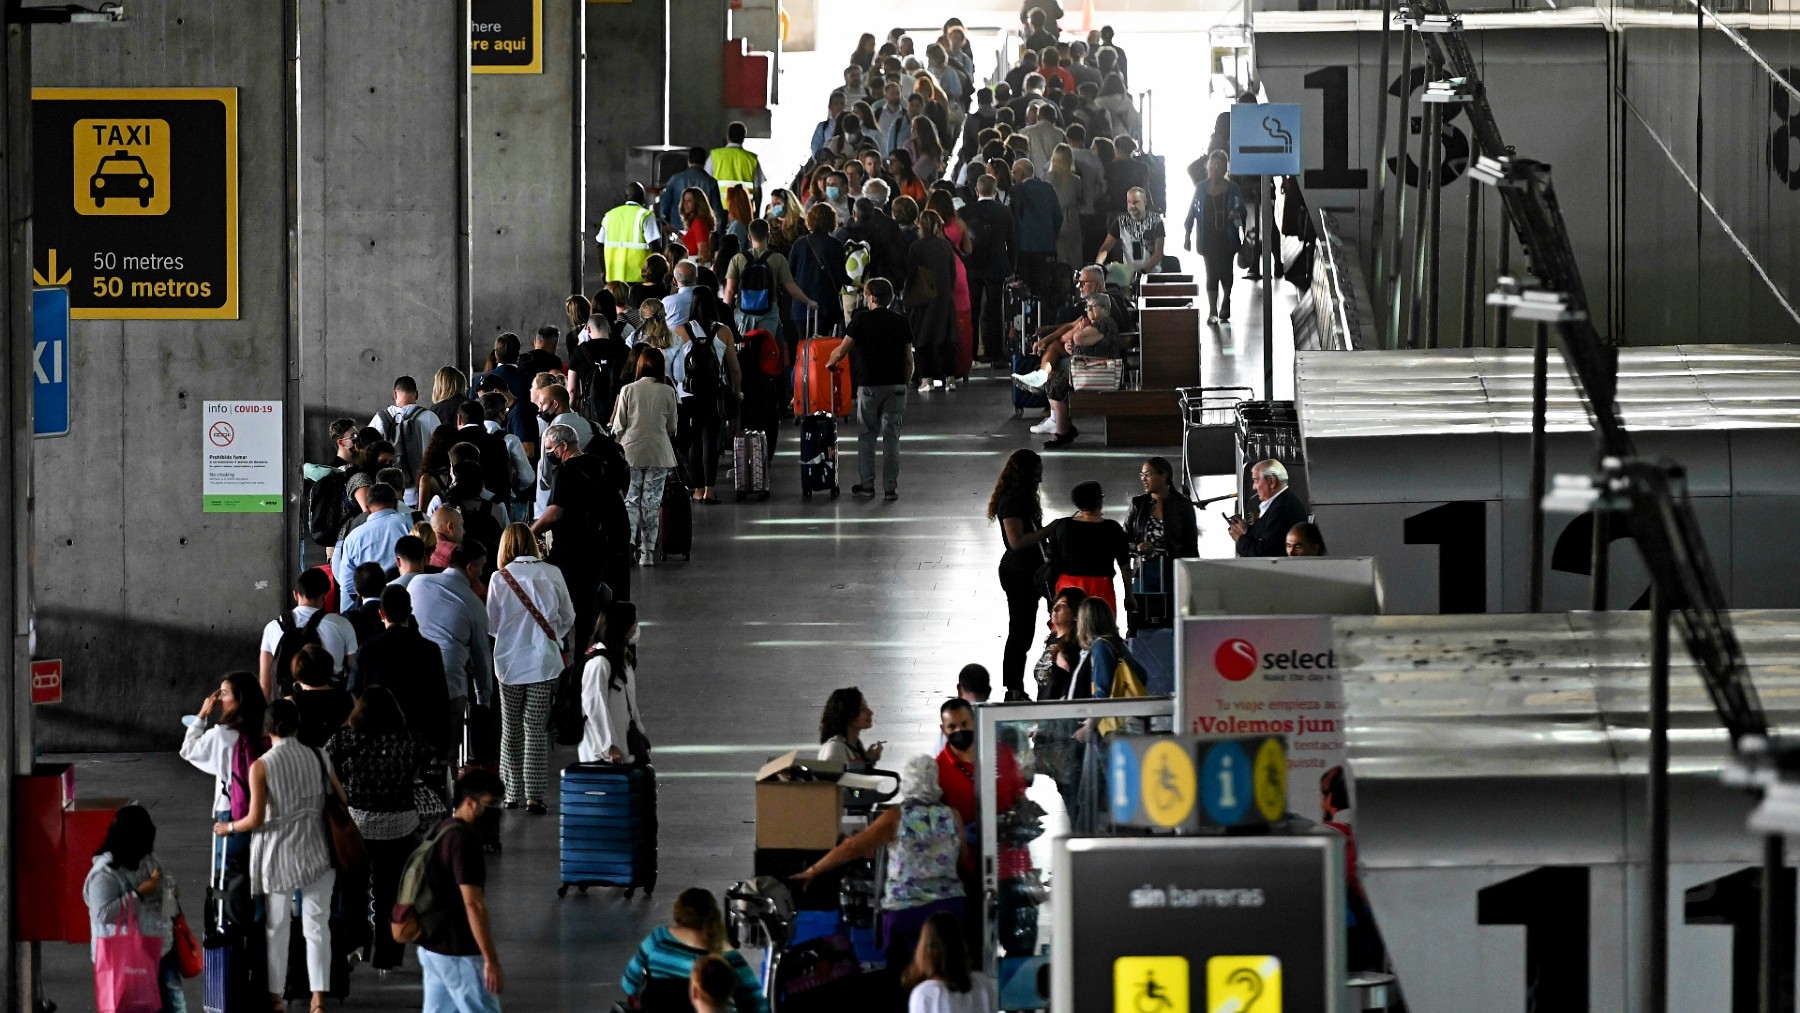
left=421, top=948, right=502, bottom=1013
left=856, top=385, right=907, bottom=493
left=158, top=951, right=188, bottom=1013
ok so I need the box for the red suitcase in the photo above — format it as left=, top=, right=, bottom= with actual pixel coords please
left=792, top=337, right=853, bottom=418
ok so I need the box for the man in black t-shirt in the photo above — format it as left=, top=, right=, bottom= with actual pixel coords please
left=827, top=279, right=914, bottom=501
left=414, top=768, right=505, bottom=1006
left=530, top=424, right=625, bottom=643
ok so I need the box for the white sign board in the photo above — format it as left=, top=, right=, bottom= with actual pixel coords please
left=202, top=400, right=282, bottom=513
left=1177, top=615, right=1348, bottom=823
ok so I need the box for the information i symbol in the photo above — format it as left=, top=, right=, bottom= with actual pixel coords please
left=1217, top=754, right=1238, bottom=809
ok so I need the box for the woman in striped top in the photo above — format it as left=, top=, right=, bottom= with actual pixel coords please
left=620, top=888, right=768, bottom=1013
left=213, top=698, right=345, bottom=1013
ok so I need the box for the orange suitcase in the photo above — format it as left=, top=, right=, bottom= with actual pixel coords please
left=793, top=336, right=853, bottom=418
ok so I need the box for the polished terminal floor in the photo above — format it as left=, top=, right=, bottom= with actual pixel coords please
left=40, top=286, right=1292, bottom=1010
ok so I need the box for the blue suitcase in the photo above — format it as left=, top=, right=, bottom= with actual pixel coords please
left=557, top=762, right=657, bottom=897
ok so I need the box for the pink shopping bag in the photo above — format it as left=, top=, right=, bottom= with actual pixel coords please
left=94, top=905, right=163, bottom=1013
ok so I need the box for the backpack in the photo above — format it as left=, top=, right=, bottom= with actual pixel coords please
left=452, top=495, right=504, bottom=563
left=547, top=659, right=585, bottom=747
left=739, top=329, right=782, bottom=379
left=465, top=427, right=514, bottom=504
left=737, top=251, right=776, bottom=314
left=272, top=609, right=328, bottom=696
left=377, top=404, right=426, bottom=484
left=682, top=324, right=724, bottom=406
left=842, top=240, right=872, bottom=286
left=391, top=818, right=458, bottom=945
left=305, top=466, right=355, bottom=547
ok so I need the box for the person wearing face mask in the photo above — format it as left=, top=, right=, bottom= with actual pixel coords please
left=827, top=113, right=869, bottom=160
left=818, top=169, right=852, bottom=225
left=1095, top=184, right=1165, bottom=286
left=578, top=601, right=647, bottom=765
left=933, top=698, right=1033, bottom=956
left=764, top=189, right=805, bottom=256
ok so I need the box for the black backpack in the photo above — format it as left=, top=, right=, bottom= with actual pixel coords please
left=736, top=251, right=776, bottom=314
left=452, top=495, right=504, bottom=564
left=272, top=609, right=328, bottom=695
left=305, top=466, right=355, bottom=547
left=460, top=426, right=515, bottom=505
left=680, top=323, right=723, bottom=406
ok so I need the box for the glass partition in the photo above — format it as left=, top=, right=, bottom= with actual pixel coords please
left=974, top=698, right=1177, bottom=1005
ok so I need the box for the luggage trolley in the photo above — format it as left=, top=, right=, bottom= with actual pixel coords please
left=1234, top=400, right=1308, bottom=509
left=1178, top=386, right=1254, bottom=500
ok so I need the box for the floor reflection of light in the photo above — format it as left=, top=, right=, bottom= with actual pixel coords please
left=748, top=639, right=986, bottom=648
left=750, top=517, right=973, bottom=525
left=653, top=744, right=809, bottom=755
left=740, top=620, right=852, bottom=626
left=731, top=533, right=990, bottom=541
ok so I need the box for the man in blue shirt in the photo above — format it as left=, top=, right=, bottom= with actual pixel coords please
left=661, top=260, right=700, bottom=330
left=332, top=483, right=413, bottom=610
left=656, top=147, right=722, bottom=236
left=408, top=539, right=495, bottom=719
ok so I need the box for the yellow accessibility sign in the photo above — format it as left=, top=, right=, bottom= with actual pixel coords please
left=1141, top=739, right=1196, bottom=827
left=1207, top=955, right=1282, bottom=1013
left=1253, top=738, right=1288, bottom=822
left=1114, top=955, right=1189, bottom=1013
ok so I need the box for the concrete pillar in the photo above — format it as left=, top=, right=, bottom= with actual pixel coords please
left=471, top=0, right=584, bottom=339
left=585, top=0, right=667, bottom=292
left=297, top=0, right=471, bottom=414
left=668, top=0, right=728, bottom=148
left=30, top=3, right=295, bottom=751
left=28, top=1, right=469, bottom=750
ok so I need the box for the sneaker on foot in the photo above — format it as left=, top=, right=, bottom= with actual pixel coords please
left=1030, top=416, right=1056, bottom=434
left=884, top=490, right=899, bottom=501
left=917, top=381, right=932, bottom=393
left=945, top=379, right=958, bottom=391
left=1012, top=368, right=1050, bottom=389
left=851, top=484, right=877, bottom=497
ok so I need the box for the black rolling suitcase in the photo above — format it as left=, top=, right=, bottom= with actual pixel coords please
left=768, top=934, right=875, bottom=1012
left=203, top=831, right=265, bottom=1013
left=659, top=467, right=693, bottom=560
left=557, top=762, right=658, bottom=898
left=1007, top=282, right=1048, bottom=417
left=798, top=415, right=839, bottom=499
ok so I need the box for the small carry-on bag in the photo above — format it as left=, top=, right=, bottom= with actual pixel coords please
left=659, top=466, right=693, bottom=561
left=767, top=933, right=873, bottom=1012
left=558, top=762, right=658, bottom=898
left=203, top=826, right=265, bottom=1012
left=798, top=412, right=839, bottom=500
left=795, top=309, right=843, bottom=501
left=732, top=430, right=770, bottom=501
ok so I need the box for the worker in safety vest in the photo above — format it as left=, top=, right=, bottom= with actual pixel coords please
left=705, top=121, right=765, bottom=211
left=598, top=182, right=662, bottom=284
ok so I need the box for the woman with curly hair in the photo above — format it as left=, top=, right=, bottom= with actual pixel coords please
left=816, top=686, right=885, bottom=764
left=988, top=449, right=1051, bottom=700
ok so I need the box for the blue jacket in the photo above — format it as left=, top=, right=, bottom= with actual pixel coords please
left=1009, top=177, right=1064, bottom=256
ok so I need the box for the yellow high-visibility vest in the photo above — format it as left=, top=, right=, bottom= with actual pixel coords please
left=601, top=202, right=654, bottom=283
left=709, top=146, right=760, bottom=197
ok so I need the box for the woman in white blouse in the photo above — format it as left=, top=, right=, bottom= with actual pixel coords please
left=579, top=601, right=648, bottom=765
left=179, top=671, right=268, bottom=867
left=485, top=523, right=575, bottom=814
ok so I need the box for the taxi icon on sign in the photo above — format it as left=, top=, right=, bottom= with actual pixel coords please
left=89, top=149, right=155, bottom=208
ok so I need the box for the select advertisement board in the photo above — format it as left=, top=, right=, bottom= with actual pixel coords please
left=1176, top=615, right=1348, bottom=824
left=1053, top=835, right=1347, bottom=1013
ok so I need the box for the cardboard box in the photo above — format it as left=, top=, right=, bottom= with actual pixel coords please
left=755, top=751, right=845, bottom=850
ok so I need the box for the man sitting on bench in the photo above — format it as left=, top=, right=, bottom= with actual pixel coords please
left=1014, top=291, right=1125, bottom=449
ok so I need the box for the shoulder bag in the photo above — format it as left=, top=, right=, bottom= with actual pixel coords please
left=498, top=565, right=565, bottom=663
left=622, top=661, right=653, bottom=765
left=1034, top=518, right=1064, bottom=602
left=312, top=747, right=368, bottom=870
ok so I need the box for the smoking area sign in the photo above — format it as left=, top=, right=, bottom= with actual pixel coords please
left=32, top=88, right=238, bottom=319
left=472, top=0, right=543, bottom=74
left=203, top=400, right=282, bottom=513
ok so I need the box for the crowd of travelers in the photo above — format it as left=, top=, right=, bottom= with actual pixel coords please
left=81, top=8, right=1336, bottom=1013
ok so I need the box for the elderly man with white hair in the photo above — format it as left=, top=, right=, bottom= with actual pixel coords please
left=789, top=753, right=966, bottom=969
left=1230, top=458, right=1309, bottom=558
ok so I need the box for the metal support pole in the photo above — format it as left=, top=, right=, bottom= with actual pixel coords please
left=570, top=0, right=588, bottom=295
left=1494, top=206, right=1511, bottom=348
left=1590, top=509, right=1611, bottom=611
left=1425, top=99, right=1444, bottom=349
left=1646, top=585, right=1670, bottom=1013
left=1386, top=25, right=1413, bottom=350
left=1527, top=322, right=1548, bottom=612
left=1460, top=174, right=1480, bottom=348
left=1, top=14, right=33, bottom=1013
left=1262, top=176, right=1275, bottom=401
left=1406, top=100, right=1433, bottom=349
left=1370, top=0, right=1394, bottom=327
left=1760, top=833, right=1788, bottom=1013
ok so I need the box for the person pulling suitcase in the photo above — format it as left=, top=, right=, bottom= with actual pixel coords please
left=825, top=279, right=912, bottom=502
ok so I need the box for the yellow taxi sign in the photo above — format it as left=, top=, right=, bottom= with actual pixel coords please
left=74, top=119, right=169, bottom=216
left=1206, top=955, right=1282, bottom=1012
left=1114, top=955, right=1189, bottom=1012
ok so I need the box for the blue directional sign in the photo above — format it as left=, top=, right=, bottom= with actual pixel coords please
left=1230, top=102, right=1303, bottom=176
left=32, top=287, right=70, bottom=438
left=1109, top=738, right=1141, bottom=825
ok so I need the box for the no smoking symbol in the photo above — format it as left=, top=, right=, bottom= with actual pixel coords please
left=208, top=420, right=235, bottom=446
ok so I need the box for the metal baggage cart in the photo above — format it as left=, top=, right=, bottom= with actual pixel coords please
left=1178, top=386, right=1254, bottom=500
